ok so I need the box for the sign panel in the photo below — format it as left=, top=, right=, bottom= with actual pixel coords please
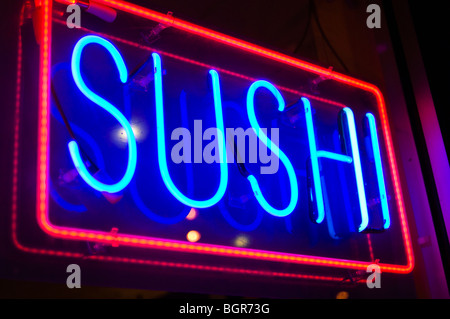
left=12, top=0, right=414, bottom=283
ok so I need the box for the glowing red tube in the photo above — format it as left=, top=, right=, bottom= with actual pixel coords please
left=12, top=2, right=27, bottom=251
left=367, top=234, right=375, bottom=262
left=51, top=18, right=347, bottom=109
left=11, top=2, right=341, bottom=283
left=31, top=0, right=414, bottom=275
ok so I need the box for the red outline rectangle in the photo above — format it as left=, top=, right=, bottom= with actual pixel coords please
left=32, top=0, right=413, bottom=275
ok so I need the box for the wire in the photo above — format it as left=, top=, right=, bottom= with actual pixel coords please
left=293, top=1, right=350, bottom=74
left=51, top=82, right=76, bottom=140
left=293, top=0, right=313, bottom=54
left=225, top=129, right=250, bottom=178
left=311, top=1, right=350, bottom=73
left=127, top=54, right=152, bottom=84
left=51, top=81, right=100, bottom=174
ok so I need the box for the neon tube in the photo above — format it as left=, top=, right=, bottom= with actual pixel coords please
left=219, top=202, right=264, bottom=232
left=366, top=113, right=390, bottom=229
left=304, top=97, right=325, bottom=224
left=316, top=151, right=352, bottom=164
left=32, top=0, right=413, bottom=274
left=333, top=130, right=355, bottom=233
left=49, top=179, right=86, bottom=213
left=52, top=18, right=348, bottom=110
left=246, top=81, right=299, bottom=217
left=342, top=108, right=369, bottom=232
left=129, top=179, right=191, bottom=224
left=304, top=98, right=369, bottom=231
left=152, top=53, right=228, bottom=208
left=69, top=35, right=137, bottom=193
left=72, top=0, right=413, bottom=270
left=12, top=17, right=340, bottom=282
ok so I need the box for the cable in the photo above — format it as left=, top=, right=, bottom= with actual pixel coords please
left=127, top=55, right=152, bottom=84
left=51, top=82, right=76, bottom=140
left=293, top=0, right=313, bottom=54
left=225, top=127, right=250, bottom=178
left=311, top=1, right=350, bottom=73
left=51, top=81, right=99, bottom=174
left=293, top=1, right=350, bottom=73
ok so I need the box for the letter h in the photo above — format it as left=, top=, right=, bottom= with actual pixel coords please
left=302, top=97, right=390, bottom=232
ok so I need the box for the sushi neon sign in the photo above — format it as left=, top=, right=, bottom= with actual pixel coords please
left=69, top=35, right=389, bottom=231
left=32, top=0, right=414, bottom=276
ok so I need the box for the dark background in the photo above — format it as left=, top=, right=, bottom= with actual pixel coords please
left=409, top=2, right=450, bottom=157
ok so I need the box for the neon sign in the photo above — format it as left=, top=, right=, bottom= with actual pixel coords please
left=68, top=35, right=388, bottom=232
left=12, top=0, right=414, bottom=283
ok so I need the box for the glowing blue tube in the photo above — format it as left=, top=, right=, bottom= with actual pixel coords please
left=69, top=35, right=137, bottom=193
left=246, top=81, right=299, bottom=217
left=152, top=53, right=228, bottom=208
left=304, top=97, right=325, bottom=224
left=366, top=113, right=390, bottom=229
left=342, top=108, right=369, bottom=232
left=322, top=175, right=339, bottom=239
left=304, top=99, right=369, bottom=232
left=129, top=180, right=191, bottom=224
left=333, top=130, right=355, bottom=233
left=219, top=202, right=264, bottom=232
left=49, top=179, right=87, bottom=213
left=316, top=151, right=352, bottom=164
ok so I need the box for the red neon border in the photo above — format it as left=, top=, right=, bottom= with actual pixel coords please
left=34, top=0, right=413, bottom=274
left=13, top=2, right=348, bottom=283
left=51, top=18, right=347, bottom=110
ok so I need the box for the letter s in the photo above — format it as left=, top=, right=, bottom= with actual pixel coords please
left=69, top=35, right=137, bottom=193
left=246, top=81, right=299, bottom=217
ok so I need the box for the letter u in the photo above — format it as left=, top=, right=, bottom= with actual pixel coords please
left=152, top=53, right=228, bottom=208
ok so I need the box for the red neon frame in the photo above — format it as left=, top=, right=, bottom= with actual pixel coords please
left=12, top=3, right=348, bottom=283
left=12, top=3, right=361, bottom=285
left=30, top=0, right=413, bottom=275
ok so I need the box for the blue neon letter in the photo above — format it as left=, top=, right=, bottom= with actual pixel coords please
left=152, top=53, right=228, bottom=208
left=304, top=98, right=368, bottom=232
left=246, top=81, right=299, bottom=217
left=69, top=35, right=137, bottom=193
left=366, top=113, right=390, bottom=229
